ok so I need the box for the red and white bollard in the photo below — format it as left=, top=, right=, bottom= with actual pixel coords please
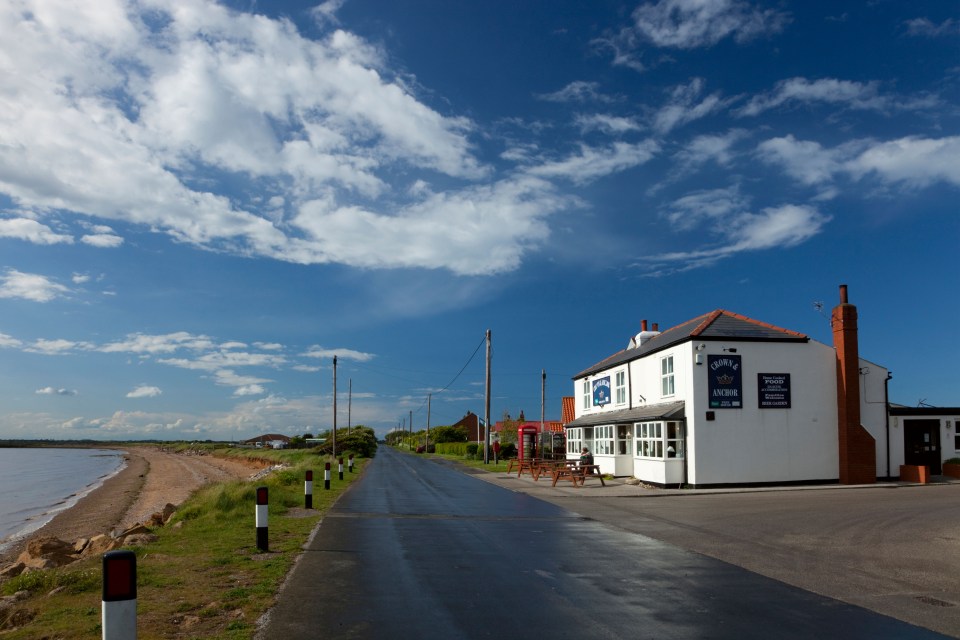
left=324, top=462, right=331, bottom=490
left=338, top=457, right=344, bottom=481
left=102, top=550, right=136, bottom=639
left=348, top=454, right=354, bottom=473
left=256, top=486, right=268, bottom=552
left=305, top=470, right=313, bottom=509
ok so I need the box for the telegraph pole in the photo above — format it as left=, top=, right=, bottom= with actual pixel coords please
left=541, top=368, right=546, bottom=457
left=426, top=393, right=432, bottom=451
left=409, top=410, right=413, bottom=450
left=332, top=356, right=338, bottom=458
left=484, top=329, right=491, bottom=464
left=348, top=378, right=352, bottom=434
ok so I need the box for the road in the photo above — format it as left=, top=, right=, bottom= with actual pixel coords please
left=257, top=448, right=952, bottom=639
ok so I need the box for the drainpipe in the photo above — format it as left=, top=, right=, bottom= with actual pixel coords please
left=682, top=422, right=688, bottom=489
left=884, top=372, right=893, bottom=480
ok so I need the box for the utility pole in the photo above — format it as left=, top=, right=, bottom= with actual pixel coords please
left=426, top=393, right=432, bottom=451
left=409, top=410, right=413, bottom=450
left=332, top=356, right=337, bottom=458
left=348, top=378, right=352, bottom=434
left=541, top=369, right=546, bottom=457
left=484, top=329, right=491, bottom=464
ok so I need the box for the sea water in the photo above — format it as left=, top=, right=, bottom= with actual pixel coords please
left=0, top=448, right=126, bottom=552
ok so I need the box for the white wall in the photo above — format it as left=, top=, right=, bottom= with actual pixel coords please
left=685, top=340, right=840, bottom=486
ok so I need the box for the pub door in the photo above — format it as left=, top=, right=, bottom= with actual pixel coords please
left=904, top=419, right=942, bottom=475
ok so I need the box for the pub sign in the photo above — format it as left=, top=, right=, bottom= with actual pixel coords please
left=592, top=376, right=611, bottom=406
left=708, top=354, right=742, bottom=408
left=758, top=373, right=791, bottom=409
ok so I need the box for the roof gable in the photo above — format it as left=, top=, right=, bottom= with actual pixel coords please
left=574, top=310, right=808, bottom=379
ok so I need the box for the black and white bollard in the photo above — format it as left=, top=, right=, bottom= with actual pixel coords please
left=348, top=454, right=354, bottom=473
left=338, top=457, right=344, bottom=481
left=102, top=550, right=136, bottom=639
left=305, top=470, right=313, bottom=509
left=256, top=486, right=268, bottom=552
left=324, top=462, right=331, bottom=490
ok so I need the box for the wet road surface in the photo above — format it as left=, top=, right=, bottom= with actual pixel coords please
left=258, top=447, right=950, bottom=639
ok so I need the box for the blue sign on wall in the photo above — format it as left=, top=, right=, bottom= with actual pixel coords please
left=592, top=377, right=611, bottom=406
left=708, top=354, right=742, bottom=408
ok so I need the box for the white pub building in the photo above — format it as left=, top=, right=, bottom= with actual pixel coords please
left=565, top=285, right=902, bottom=488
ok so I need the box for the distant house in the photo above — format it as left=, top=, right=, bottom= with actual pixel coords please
left=452, top=411, right=483, bottom=442
left=242, top=434, right=291, bottom=449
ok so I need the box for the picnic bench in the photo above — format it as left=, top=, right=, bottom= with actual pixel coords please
left=550, top=463, right=606, bottom=487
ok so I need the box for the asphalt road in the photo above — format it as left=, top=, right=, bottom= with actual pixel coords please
left=257, top=448, right=953, bottom=639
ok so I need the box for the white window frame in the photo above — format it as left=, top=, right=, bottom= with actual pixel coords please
left=634, top=420, right=684, bottom=459
left=594, top=425, right=615, bottom=455
left=660, top=355, right=675, bottom=398
left=615, top=370, right=627, bottom=405
left=582, top=379, right=590, bottom=410
left=635, top=422, right=663, bottom=459
left=566, top=428, right=582, bottom=454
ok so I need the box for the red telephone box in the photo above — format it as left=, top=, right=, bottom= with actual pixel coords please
left=517, top=424, right=539, bottom=460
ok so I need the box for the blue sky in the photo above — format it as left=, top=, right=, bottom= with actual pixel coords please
left=0, top=0, right=957, bottom=441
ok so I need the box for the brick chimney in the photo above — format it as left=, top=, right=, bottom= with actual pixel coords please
left=831, top=284, right=876, bottom=484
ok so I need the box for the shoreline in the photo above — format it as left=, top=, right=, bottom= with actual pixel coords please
left=0, top=446, right=265, bottom=567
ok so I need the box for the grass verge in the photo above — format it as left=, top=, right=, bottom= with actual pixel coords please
left=0, top=450, right=363, bottom=639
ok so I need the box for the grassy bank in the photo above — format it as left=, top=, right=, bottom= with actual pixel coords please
left=0, top=448, right=364, bottom=639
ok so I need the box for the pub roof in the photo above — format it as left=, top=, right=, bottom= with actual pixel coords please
left=573, top=309, right=808, bottom=380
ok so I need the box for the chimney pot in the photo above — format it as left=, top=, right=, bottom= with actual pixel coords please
left=652, top=323, right=659, bottom=332
left=839, top=284, right=848, bottom=304
left=641, top=319, right=648, bottom=331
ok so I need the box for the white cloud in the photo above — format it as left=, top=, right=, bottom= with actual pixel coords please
left=72, top=273, right=91, bottom=284
left=630, top=0, right=790, bottom=49
left=36, top=386, right=78, bottom=396
left=537, top=81, right=616, bottom=103
left=101, top=332, right=216, bottom=355
left=642, top=190, right=830, bottom=273
left=757, top=136, right=850, bottom=186
left=0, top=269, right=70, bottom=302
left=0, top=0, right=579, bottom=276
left=0, top=218, right=73, bottom=244
left=233, top=384, right=266, bottom=397
left=0, top=332, right=22, bottom=348
left=737, top=78, right=938, bottom=117
left=526, top=141, right=659, bottom=185
left=904, top=17, right=959, bottom=38
left=81, top=233, right=124, bottom=248
left=653, top=78, right=728, bottom=134
left=214, top=369, right=271, bottom=389
left=847, top=136, right=960, bottom=188
left=302, top=346, right=376, bottom=362
left=26, top=338, right=92, bottom=355
left=758, top=134, right=960, bottom=188
left=575, top=114, right=643, bottom=135
left=126, top=385, right=162, bottom=398
left=674, top=129, right=748, bottom=168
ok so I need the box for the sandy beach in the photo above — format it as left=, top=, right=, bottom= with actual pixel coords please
left=0, top=446, right=267, bottom=566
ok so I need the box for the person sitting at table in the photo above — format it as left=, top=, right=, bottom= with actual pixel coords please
left=579, top=447, right=594, bottom=471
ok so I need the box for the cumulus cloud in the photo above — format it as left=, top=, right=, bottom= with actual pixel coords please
left=36, top=386, right=78, bottom=396
left=101, top=332, right=216, bottom=355
left=0, top=218, right=73, bottom=244
left=26, top=338, right=92, bottom=355
left=126, top=385, right=162, bottom=398
left=0, top=0, right=571, bottom=276
left=302, top=346, right=376, bottom=362
left=630, top=0, right=790, bottom=49
left=0, top=332, right=22, bottom=348
left=0, top=270, right=70, bottom=302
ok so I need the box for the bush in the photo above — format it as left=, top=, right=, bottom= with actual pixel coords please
left=435, top=442, right=469, bottom=456
left=312, top=426, right=378, bottom=458
left=945, top=457, right=960, bottom=465
left=465, top=443, right=479, bottom=456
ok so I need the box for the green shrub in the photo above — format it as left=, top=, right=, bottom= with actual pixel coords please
left=435, top=442, right=469, bottom=456
left=945, top=457, right=960, bottom=465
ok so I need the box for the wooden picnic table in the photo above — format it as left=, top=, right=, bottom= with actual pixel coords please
left=550, top=463, right=606, bottom=487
